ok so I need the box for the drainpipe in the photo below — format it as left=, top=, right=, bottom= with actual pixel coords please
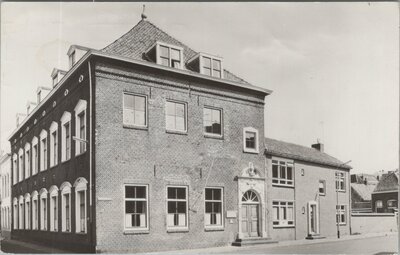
left=88, top=60, right=94, bottom=250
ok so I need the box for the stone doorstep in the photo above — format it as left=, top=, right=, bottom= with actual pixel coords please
left=232, top=237, right=279, bottom=247
left=305, top=234, right=326, bottom=240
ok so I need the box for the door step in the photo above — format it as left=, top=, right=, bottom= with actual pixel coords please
left=232, top=238, right=278, bottom=247
left=306, top=234, right=326, bottom=240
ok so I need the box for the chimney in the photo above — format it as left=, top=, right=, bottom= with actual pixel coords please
left=16, top=113, right=27, bottom=127
left=26, top=101, right=37, bottom=115
left=51, top=68, right=67, bottom=87
left=311, top=142, right=324, bottom=152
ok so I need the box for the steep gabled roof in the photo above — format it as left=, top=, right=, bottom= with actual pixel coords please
left=101, top=19, right=250, bottom=85
left=351, top=183, right=376, bottom=201
left=265, top=137, right=351, bottom=170
left=373, top=172, right=398, bottom=193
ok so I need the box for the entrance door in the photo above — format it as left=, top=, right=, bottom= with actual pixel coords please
left=241, top=190, right=260, bottom=238
left=308, top=201, right=319, bottom=235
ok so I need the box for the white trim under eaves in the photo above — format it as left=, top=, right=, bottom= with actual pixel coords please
left=9, top=49, right=272, bottom=141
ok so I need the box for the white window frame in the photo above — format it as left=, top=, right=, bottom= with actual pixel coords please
left=123, top=184, right=149, bottom=231
left=147, top=41, right=184, bottom=69
left=32, top=191, right=38, bottom=230
left=13, top=198, right=18, bottom=230
left=166, top=185, right=188, bottom=230
left=272, top=159, right=294, bottom=187
left=60, top=182, right=72, bottom=232
left=40, top=189, right=48, bottom=231
left=204, top=187, right=224, bottom=229
left=388, top=199, right=398, bottom=209
left=122, top=92, right=148, bottom=128
left=32, top=137, right=38, bottom=175
left=200, top=53, right=223, bottom=78
left=203, top=107, right=223, bottom=137
left=49, top=185, right=58, bottom=232
left=18, top=148, right=24, bottom=182
left=319, top=180, right=326, bottom=196
left=165, top=100, right=188, bottom=133
left=24, top=193, right=31, bottom=230
left=49, top=122, right=58, bottom=168
left=24, top=143, right=31, bottom=179
left=74, top=100, right=87, bottom=156
left=243, top=127, right=259, bottom=154
left=12, top=154, right=17, bottom=184
left=61, top=112, right=72, bottom=162
left=335, top=172, right=346, bottom=192
left=74, top=177, right=87, bottom=234
left=19, top=196, right=24, bottom=230
left=336, top=204, right=347, bottom=225
left=272, top=200, right=295, bottom=228
left=39, top=130, right=48, bottom=171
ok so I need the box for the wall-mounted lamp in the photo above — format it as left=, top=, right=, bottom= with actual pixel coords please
left=301, top=169, right=305, bottom=176
left=302, top=206, right=306, bottom=214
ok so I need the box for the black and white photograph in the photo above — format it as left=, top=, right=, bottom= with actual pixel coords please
left=0, top=2, right=398, bottom=254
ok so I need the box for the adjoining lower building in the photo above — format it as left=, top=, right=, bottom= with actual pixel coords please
left=264, top=138, right=351, bottom=240
left=371, top=171, right=398, bottom=213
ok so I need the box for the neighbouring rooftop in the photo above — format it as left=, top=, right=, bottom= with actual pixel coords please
left=373, top=171, right=399, bottom=193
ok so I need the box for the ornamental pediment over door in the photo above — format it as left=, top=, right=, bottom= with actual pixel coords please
left=238, top=162, right=264, bottom=179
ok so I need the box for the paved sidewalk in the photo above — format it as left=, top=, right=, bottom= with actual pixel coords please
left=147, top=231, right=398, bottom=254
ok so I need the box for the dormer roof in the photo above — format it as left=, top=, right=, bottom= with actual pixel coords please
left=101, top=19, right=250, bottom=85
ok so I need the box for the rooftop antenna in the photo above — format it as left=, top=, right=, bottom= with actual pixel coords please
left=141, top=4, right=147, bottom=20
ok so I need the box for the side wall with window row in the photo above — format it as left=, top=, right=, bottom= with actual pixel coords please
left=94, top=60, right=266, bottom=253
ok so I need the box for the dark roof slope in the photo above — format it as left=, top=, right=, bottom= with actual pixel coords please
left=101, top=19, right=250, bottom=85
left=373, top=172, right=398, bottom=193
left=265, top=137, right=351, bottom=169
left=351, top=183, right=376, bottom=201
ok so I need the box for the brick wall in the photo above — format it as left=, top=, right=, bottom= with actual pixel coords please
left=371, top=192, right=398, bottom=213
left=93, top=59, right=266, bottom=253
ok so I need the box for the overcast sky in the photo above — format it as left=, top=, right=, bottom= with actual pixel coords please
left=1, top=2, right=398, bottom=174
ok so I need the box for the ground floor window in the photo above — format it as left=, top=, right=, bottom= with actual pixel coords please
left=32, top=198, right=38, bottom=230
left=76, top=190, right=86, bottom=233
left=336, top=205, right=346, bottom=225
left=124, top=185, right=148, bottom=230
left=50, top=194, right=58, bottom=231
left=205, top=188, right=223, bottom=227
left=272, top=201, right=294, bottom=227
left=13, top=202, right=18, bottom=230
left=25, top=200, right=31, bottom=229
left=167, top=186, right=188, bottom=228
left=41, top=196, right=47, bottom=230
left=19, top=200, right=24, bottom=230
left=62, top=192, right=71, bottom=232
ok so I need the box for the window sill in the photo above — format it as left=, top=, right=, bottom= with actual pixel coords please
left=243, top=149, right=259, bottom=154
left=204, top=134, right=223, bottom=140
left=123, top=229, right=150, bottom=235
left=273, top=225, right=295, bottom=229
left=319, top=193, right=326, bottom=196
left=123, top=124, right=148, bottom=131
left=166, top=130, right=188, bottom=135
left=338, top=223, right=347, bottom=226
left=336, top=190, right=346, bottom=193
left=272, top=184, right=295, bottom=188
left=204, top=226, right=224, bottom=232
left=167, top=228, right=189, bottom=233
left=75, top=232, right=87, bottom=235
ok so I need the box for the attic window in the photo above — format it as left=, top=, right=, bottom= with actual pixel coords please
left=187, top=53, right=223, bottom=78
left=146, top=42, right=183, bottom=69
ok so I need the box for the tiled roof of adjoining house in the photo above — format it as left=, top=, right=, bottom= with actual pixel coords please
left=351, top=183, right=376, bottom=201
left=373, top=172, right=399, bottom=193
left=101, top=19, right=250, bottom=85
left=264, top=137, right=351, bottom=170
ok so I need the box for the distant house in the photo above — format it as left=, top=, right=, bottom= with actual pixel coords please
left=351, top=174, right=378, bottom=185
left=371, top=171, right=398, bottom=213
left=351, top=183, right=375, bottom=213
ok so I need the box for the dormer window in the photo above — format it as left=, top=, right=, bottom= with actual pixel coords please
left=146, top=42, right=183, bottom=69
left=67, top=45, right=90, bottom=69
left=188, top=53, right=223, bottom=78
left=51, top=68, right=66, bottom=87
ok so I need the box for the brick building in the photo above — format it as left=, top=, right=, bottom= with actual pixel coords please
left=264, top=138, right=351, bottom=240
left=371, top=171, right=398, bottom=213
left=0, top=152, right=11, bottom=238
left=6, top=17, right=351, bottom=253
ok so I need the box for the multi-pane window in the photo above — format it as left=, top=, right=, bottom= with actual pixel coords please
left=166, top=101, right=187, bottom=132
left=375, top=200, right=383, bottom=213
left=50, top=188, right=58, bottom=232
left=158, top=44, right=182, bottom=69
left=13, top=201, right=18, bottom=230
left=12, top=155, right=17, bottom=184
left=335, top=172, right=346, bottom=191
left=201, top=56, right=222, bottom=78
left=205, top=188, right=223, bottom=227
left=25, top=145, right=30, bottom=179
left=76, top=190, right=86, bottom=233
left=18, top=150, right=24, bottom=182
left=64, top=123, right=70, bottom=160
left=32, top=138, right=38, bottom=175
left=41, top=196, right=47, bottom=230
left=123, top=93, right=147, bottom=127
left=79, top=112, right=86, bottom=153
left=388, top=200, right=397, bottom=208
left=40, top=134, right=48, bottom=171
left=272, top=201, right=294, bottom=227
left=336, top=205, right=346, bottom=225
left=167, top=186, right=188, bottom=228
left=61, top=112, right=71, bottom=162
left=272, top=160, right=294, bottom=186
left=319, top=180, right=326, bottom=195
left=203, top=108, right=222, bottom=136
left=50, top=129, right=58, bottom=167
left=243, top=127, right=259, bottom=153
left=124, top=185, right=148, bottom=230
left=25, top=199, right=30, bottom=230
left=19, top=199, right=24, bottom=229
left=62, top=192, right=71, bottom=232
left=75, top=100, right=87, bottom=156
